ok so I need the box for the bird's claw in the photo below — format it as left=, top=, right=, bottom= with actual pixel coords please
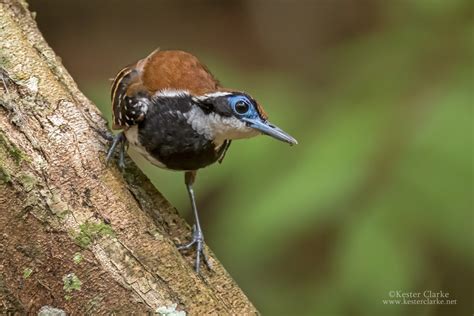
left=177, top=225, right=212, bottom=273
left=106, top=132, right=127, bottom=169
left=95, top=128, right=115, bottom=142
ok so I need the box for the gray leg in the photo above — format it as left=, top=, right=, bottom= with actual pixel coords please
left=106, top=132, right=127, bottom=169
left=118, top=135, right=127, bottom=169
left=177, top=171, right=212, bottom=273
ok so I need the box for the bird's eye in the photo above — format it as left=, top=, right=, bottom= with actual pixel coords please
left=234, top=100, right=250, bottom=114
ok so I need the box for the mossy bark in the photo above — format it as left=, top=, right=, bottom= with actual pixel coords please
left=0, top=0, right=258, bottom=314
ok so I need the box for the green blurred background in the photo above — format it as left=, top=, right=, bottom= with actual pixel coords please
left=29, top=0, right=473, bottom=315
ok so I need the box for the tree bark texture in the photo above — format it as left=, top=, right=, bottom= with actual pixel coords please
left=0, top=0, right=258, bottom=314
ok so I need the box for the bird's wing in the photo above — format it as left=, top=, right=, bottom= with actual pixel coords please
left=111, top=49, right=222, bottom=130
left=110, top=63, right=152, bottom=129
left=139, top=49, right=222, bottom=96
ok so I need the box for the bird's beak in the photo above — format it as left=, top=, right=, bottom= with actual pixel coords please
left=243, top=118, right=298, bottom=145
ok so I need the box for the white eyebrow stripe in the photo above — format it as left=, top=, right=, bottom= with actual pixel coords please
left=194, top=91, right=232, bottom=100
left=153, top=89, right=190, bottom=98
left=204, top=91, right=232, bottom=98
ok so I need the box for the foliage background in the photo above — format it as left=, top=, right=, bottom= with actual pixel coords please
left=28, top=1, right=473, bottom=315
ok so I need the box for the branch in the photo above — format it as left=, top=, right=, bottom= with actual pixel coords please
left=0, top=0, right=257, bottom=314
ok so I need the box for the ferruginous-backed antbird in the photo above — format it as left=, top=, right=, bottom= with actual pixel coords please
left=107, top=49, right=297, bottom=273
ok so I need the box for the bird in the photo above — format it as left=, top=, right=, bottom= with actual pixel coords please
left=106, top=49, right=297, bottom=273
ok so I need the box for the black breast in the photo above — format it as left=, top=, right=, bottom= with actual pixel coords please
left=137, top=95, right=223, bottom=171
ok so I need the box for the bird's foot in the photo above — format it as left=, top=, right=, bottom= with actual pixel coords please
left=94, top=127, right=114, bottom=142
left=105, top=132, right=127, bottom=169
left=177, top=225, right=212, bottom=273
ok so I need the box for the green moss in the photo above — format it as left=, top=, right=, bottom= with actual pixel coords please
left=0, top=166, right=11, bottom=184
left=74, top=221, right=115, bottom=248
left=72, top=252, right=83, bottom=264
left=56, top=210, right=70, bottom=220
left=0, top=135, right=22, bottom=183
left=22, top=193, right=41, bottom=214
left=18, top=172, right=37, bottom=192
left=62, top=273, right=82, bottom=293
left=22, top=268, right=33, bottom=279
left=0, top=132, right=27, bottom=166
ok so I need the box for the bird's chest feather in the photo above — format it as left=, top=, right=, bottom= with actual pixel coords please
left=124, top=100, right=225, bottom=171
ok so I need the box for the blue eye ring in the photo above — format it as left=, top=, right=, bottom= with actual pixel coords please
left=234, top=100, right=250, bottom=114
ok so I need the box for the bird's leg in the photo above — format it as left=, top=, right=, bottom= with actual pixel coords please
left=118, top=134, right=127, bottom=169
left=177, top=171, right=212, bottom=273
left=106, top=132, right=127, bottom=169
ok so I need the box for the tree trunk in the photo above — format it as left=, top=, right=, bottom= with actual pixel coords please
left=0, top=0, right=257, bottom=314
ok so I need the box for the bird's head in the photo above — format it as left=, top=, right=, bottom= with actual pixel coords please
left=193, top=91, right=298, bottom=146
